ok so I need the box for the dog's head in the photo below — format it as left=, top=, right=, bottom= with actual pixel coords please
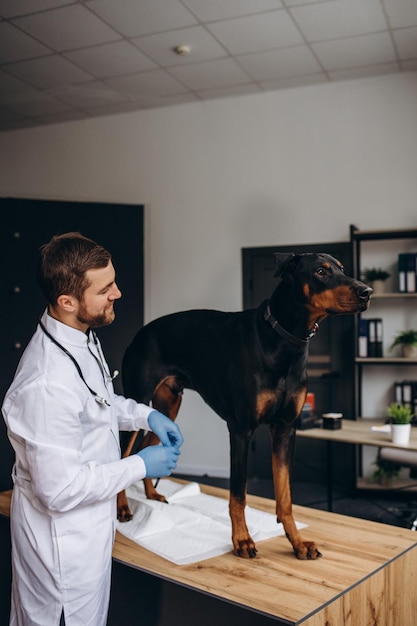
left=273, top=252, right=372, bottom=318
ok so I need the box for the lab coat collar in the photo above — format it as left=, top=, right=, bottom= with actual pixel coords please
left=40, top=308, right=90, bottom=348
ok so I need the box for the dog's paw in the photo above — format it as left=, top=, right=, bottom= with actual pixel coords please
left=117, top=506, right=133, bottom=523
left=293, top=541, right=322, bottom=560
left=146, top=492, right=168, bottom=503
left=233, top=538, right=258, bottom=559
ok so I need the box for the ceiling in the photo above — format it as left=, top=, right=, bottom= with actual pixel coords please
left=1, top=0, right=416, bottom=133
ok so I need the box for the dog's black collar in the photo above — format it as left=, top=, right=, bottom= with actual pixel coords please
left=263, top=304, right=319, bottom=346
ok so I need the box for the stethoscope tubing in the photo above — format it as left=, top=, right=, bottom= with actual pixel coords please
left=38, top=319, right=111, bottom=406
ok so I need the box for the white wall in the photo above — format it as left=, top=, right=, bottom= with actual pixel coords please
left=1, top=72, right=417, bottom=476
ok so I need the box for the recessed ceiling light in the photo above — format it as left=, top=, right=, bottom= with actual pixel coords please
left=174, top=45, right=191, bottom=56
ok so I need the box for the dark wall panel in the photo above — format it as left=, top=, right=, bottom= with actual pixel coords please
left=0, top=197, right=144, bottom=491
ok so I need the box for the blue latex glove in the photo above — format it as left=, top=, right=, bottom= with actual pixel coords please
left=148, top=410, right=184, bottom=448
left=138, top=444, right=181, bottom=478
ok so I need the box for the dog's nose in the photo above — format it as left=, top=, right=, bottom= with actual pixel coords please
left=358, top=285, right=373, bottom=300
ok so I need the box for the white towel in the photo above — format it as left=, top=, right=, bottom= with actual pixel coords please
left=116, top=479, right=307, bottom=565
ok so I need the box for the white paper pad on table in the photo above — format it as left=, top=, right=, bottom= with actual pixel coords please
left=116, top=479, right=307, bottom=565
left=371, top=424, right=391, bottom=433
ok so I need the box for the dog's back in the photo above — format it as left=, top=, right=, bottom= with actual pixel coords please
left=122, top=307, right=260, bottom=423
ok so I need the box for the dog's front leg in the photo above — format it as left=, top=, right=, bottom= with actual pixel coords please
left=270, top=425, right=322, bottom=560
left=228, top=428, right=257, bottom=558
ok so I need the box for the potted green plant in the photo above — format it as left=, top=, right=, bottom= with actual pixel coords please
left=387, top=402, right=414, bottom=444
left=390, top=329, right=417, bottom=358
left=371, top=455, right=401, bottom=487
left=361, top=267, right=391, bottom=294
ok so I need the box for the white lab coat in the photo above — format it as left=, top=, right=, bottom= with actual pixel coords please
left=2, top=310, right=153, bottom=626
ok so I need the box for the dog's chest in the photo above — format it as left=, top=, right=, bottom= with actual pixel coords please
left=256, top=366, right=306, bottom=423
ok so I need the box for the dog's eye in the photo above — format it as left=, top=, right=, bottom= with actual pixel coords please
left=316, top=267, right=326, bottom=276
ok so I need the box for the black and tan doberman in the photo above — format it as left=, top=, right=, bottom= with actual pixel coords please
left=118, top=253, right=372, bottom=559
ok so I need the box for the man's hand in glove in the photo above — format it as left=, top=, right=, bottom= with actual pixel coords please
left=148, top=409, right=184, bottom=448
left=138, top=443, right=181, bottom=478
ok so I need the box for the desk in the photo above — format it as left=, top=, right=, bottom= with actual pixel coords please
left=297, top=419, right=417, bottom=510
left=1, top=484, right=417, bottom=625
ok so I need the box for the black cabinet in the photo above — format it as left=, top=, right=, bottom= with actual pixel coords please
left=1, top=198, right=144, bottom=491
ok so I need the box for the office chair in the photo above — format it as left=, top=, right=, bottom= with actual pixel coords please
left=378, top=447, right=417, bottom=531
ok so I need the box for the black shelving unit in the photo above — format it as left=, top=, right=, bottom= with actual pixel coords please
left=350, top=225, right=417, bottom=492
left=350, top=225, right=417, bottom=421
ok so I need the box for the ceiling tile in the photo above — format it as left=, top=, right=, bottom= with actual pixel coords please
left=65, top=41, right=157, bottom=78
left=0, top=22, right=51, bottom=63
left=0, top=0, right=70, bottom=18
left=290, top=0, right=388, bottom=42
left=328, top=62, right=400, bottom=81
left=86, top=0, right=197, bottom=38
left=135, top=92, right=198, bottom=109
left=0, top=105, right=25, bottom=122
left=236, top=46, right=322, bottom=81
left=53, top=81, right=130, bottom=109
left=384, top=0, right=417, bottom=29
left=181, top=0, right=282, bottom=22
left=282, top=0, right=325, bottom=6
left=33, top=110, right=90, bottom=125
left=312, top=32, right=397, bottom=71
left=105, top=69, right=189, bottom=97
left=260, top=73, right=328, bottom=90
left=0, top=118, right=38, bottom=131
left=9, top=93, right=75, bottom=116
left=168, top=57, right=251, bottom=90
left=13, top=4, right=121, bottom=52
left=0, top=69, right=38, bottom=95
left=198, top=83, right=261, bottom=101
left=403, top=59, right=417, bottom=70
left=83, top=101, right=146, bottom=116
left=393, top=26, right=417, bottom=60
left=5, top=55, right=93, bottom=89
left=207, top=10, right=303, bottom=55
left=132, top=26, right=227, bottom=66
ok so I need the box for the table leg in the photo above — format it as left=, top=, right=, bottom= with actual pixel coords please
left=327, top=440, right=333, bottom=511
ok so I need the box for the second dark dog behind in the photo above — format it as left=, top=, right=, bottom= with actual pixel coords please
left=118, top=253, right=372, bottom=560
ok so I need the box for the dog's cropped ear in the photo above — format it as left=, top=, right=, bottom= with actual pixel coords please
left=274, top=253, right=297, bottom=277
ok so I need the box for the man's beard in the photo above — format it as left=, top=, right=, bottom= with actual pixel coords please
left=77, top=302, right=115, bottom=328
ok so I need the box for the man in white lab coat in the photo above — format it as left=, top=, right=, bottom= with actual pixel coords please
left=2, top=232, right=184, bottom=626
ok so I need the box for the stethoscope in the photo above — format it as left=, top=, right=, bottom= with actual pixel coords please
left=38, top=319, right=118, bottom=407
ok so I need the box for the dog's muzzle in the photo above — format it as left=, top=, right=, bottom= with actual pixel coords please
left=357, top=284, right=373, bottom=310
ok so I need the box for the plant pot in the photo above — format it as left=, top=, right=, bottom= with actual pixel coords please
left=378, top=474, right=396, bottom=488
left=391, top=423, right=411, bottom=445
left=402, top=344, right=417, bottom=358
left=371, top=279, right=387, bottom=295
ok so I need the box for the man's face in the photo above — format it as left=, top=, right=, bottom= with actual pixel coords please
left=76, top=261, right=122, bottom=328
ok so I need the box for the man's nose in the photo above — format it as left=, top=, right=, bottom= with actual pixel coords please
left=110, top=283, right=122, bottom=300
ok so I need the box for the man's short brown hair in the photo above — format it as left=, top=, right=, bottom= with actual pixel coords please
left=37, top=232, right=112, bottom=305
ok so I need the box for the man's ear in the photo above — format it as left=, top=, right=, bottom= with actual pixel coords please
left=56, top=294, right=76, bottom=312
left=273, top=253, right=297, bottom=278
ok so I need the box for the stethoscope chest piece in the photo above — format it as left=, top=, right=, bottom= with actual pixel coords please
left=95, top=395, right=110, bottom=406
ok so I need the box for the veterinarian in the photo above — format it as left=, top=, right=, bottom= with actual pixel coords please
left=2, top=232, right=184, bottom=626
